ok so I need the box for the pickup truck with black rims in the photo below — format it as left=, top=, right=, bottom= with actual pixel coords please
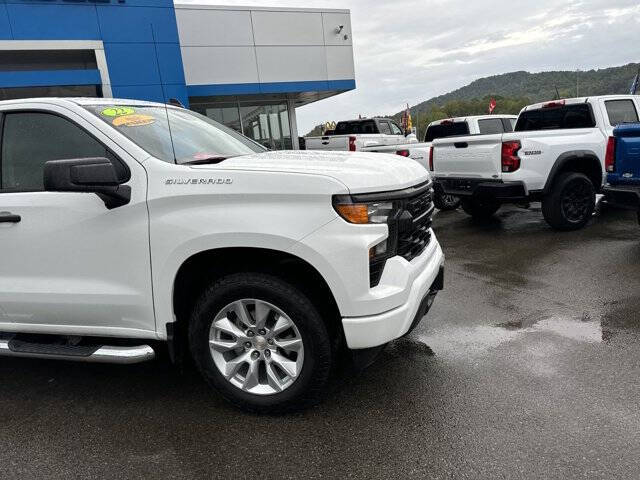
left=363, top=115, right=518, bottom=211
left=0, top=97, right=444, bottom=413
left=432, top=95, right=640, bottom=230
left=304, top=117, right=410, bottom=152
left=603, top=122, right=640, bottom=225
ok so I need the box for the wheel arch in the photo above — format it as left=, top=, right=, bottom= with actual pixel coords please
left=543, top=150, right=604, bottom=194
left=168, top=247, right=343, bottom=363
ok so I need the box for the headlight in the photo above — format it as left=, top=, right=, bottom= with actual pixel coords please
left=333, top=198, right=396, bottom=224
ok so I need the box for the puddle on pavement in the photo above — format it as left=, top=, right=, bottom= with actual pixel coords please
left=416, top=307, right=638, bottom=360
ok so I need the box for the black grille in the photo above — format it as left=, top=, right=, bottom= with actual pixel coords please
left=397, top=187, right=434, bottom=262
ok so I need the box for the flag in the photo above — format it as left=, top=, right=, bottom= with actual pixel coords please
left=404, top=104, right=413, bottom=132
left=488, top=98, right=497, bottom=114
left=630, top=72, right=639, bottom=95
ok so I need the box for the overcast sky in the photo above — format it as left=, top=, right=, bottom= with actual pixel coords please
left=180, top=0, right=640, bottom=134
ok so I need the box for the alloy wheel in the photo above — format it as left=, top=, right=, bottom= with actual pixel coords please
left=209, top=299, right=304, bottom=395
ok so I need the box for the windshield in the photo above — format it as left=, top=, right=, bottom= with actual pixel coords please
left=425, top=121, right=469, bottom=142
left=84, top=105, right=266, bottom=163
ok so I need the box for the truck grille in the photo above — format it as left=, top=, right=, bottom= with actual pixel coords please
left=396, top=185, right=435, bottom=262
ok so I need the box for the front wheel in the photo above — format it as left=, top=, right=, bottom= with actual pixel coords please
left=188, top=273, right=332, bottom=413
left=542, top=172, right=595, bottom=231
left=460, top=198, right=500, bottom=219
left=433, top=192, right=461, bottom=211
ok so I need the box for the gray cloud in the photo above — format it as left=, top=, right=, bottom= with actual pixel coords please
left=180, top=0, right=640, bottom=133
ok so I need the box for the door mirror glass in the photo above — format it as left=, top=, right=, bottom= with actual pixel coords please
left=44, top=157, right=131, bottom=209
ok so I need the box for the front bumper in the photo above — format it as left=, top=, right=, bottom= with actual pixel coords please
left=436, top=178, right=528, bottom=202
left=342, top=243, right=445, bottom=350
left=603, top=185, right=640, bottom=211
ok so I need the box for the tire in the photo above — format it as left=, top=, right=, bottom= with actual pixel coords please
left=460, top=198, right=500, bottom=219
left=188, top=272, right=332, bottom=413
left=542, top=172, right=595, bottom=231
left=433, top=191, right=461, bottom=211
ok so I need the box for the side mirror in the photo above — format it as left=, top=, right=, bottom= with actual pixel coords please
left=43, top=157, right=131, bottom=209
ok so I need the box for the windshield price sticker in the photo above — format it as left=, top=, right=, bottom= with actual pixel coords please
left=112, top=114, right=156, bottom=127
left=102, top=107, right=136, bottom=117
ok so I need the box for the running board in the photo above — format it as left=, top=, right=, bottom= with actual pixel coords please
left=0, top=339, right=155, bottom=365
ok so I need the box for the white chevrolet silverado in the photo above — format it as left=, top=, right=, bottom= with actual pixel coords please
left=0, top=98, right=444, bottom=412
left=364, top=115, right=517, bottom=210
left=432, top=96, right=640, bottom=230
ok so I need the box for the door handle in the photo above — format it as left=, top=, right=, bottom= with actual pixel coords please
left=0, top=212, right=21, bottom=223
left=454, top=142, right=469, bottom=149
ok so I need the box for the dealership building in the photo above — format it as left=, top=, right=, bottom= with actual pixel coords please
left=0, top=0, right=356, bottom=149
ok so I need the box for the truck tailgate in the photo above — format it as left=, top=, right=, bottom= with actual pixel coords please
left=612, top=123, right=640, bottom=184
left=305, top=135, right=350, bottom=151
left=433, top=134, right=503, bottom=179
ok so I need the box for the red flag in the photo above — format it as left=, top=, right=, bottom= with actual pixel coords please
left=488, top=98, right=497, bottom=114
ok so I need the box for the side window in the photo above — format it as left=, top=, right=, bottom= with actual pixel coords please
left=477, top=118, right=504, bottom=135
left=605, top=100, right=639, bottom=126
left=390, top=122, right=403, bottom=135
left=502, top=118, right=516, bottom=132
left=378, top=121, right=392, bottom=135
left=1, top=112, right=113, bottom=191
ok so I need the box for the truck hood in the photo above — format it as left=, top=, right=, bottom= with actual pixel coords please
left=189, top=150, right=429, bottom=193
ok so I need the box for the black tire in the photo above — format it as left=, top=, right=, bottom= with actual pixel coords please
left=188, top=272, right=332, bottom=413
left=433, top=191, right=461, bottom=211
left=542, top=172, right=595, bottom=231
left=460, top=198, right=500, bottom=219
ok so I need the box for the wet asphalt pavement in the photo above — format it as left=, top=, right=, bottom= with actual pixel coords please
left=2, top=204, right=640, bottom=479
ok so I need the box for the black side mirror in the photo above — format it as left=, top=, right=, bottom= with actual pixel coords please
left=44, top=157, right=131, bottom=209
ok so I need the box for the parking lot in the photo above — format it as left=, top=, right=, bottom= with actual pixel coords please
left=1, top=204, right=639, bottom=479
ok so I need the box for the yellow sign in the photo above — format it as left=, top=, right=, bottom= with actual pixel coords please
left=112, top=114, right=155, bottom=127
left=102, top=107, right=135, bottom=117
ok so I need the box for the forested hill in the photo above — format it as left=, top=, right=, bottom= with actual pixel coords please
left=400, top=62, right=640, bottom=118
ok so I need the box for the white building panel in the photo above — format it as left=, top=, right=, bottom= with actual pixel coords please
left=322, top=12, right=353, bottom=46
left=251, top=11, right=324, bottom=46
left=326, top=46, right=355, bottom=81
left=176, top=8, right=254, bottom=47
left=256, top=46, right=328, bottom=83
left=181, top=46, right=259, bottom=85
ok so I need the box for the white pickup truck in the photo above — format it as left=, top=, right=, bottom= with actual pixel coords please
left=304, top=117, right=412, bottom=151
left=0, top=97, right=444, bottom=413
left=432, top=95, right=640, bottom=230
left=364, top=115, right=517, bottom=210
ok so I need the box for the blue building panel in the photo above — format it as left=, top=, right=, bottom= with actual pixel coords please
left=104, top=43, right=162, bottom=87
left=96, top=6, right=180, bottom=44
left=0, top=4, right=12, bottom=40
left=0, top=69, right=102, bottom=88
left=5, top=4, right=101, bottom=40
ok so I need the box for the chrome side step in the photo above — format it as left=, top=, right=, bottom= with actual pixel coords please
left=0, top=339, right=155, bottom=365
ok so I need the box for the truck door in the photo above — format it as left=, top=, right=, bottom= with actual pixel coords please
left=0, top=105, right=155, bottom=336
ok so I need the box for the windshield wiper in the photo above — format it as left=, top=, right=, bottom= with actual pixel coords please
left=182, top=156, right=233, bottom=165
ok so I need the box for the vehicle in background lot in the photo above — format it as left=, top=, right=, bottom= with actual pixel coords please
left=603, top=122, right=640, bottom=225
left=432, top=95, right=640, bottom=230
left=364, top=115, right=518, bottom=210
left=0, top=98, right=444, bottom=413
left=304, top=117, right=411, bottom=151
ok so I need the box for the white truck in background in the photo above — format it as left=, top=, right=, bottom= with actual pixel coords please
left=432, top=96, right=640, bottom=230
left=364, top=115, right=517, bottom=210
left=304, top=117, right=413, bottom=152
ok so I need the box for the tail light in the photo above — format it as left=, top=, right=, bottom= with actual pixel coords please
left=396, top=150, right=410, bottom=157
left=429, top=146, right=434, bottom=171
left=605, top=136, right=616, bottom=173
left=501, top=140, right=521, bottom=173
left=542, top=100, right=566, bottom=109
left=348, top=136, right=356, bottom=152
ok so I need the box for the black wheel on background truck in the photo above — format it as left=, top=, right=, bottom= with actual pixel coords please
left=542, top=172, right=595, bottom=231
left=460, top=198, right=500, bottom=219
left=188, top=272, right=332, bottom=413
left=433, top=192, right=461, bottom=211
